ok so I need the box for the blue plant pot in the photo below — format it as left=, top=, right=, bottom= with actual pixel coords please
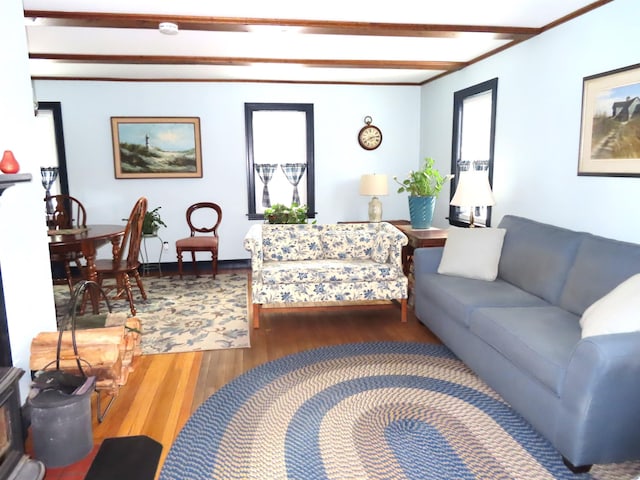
left=408, top=196, right=436, bottom=229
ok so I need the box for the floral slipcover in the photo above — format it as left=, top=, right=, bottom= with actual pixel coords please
left=243, top=222, right=408, bottom=305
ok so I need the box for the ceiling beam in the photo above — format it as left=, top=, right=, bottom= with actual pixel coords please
left=29, top=53, right=465, bottom=71
left=24, top=10, right=538, bottom=41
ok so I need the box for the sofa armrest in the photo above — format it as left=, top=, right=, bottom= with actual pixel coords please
left=243, top=224, right=263, bottom=275
left=414, top=247, right=444, bottom=274
left=381, top=223, right=408, bottom=271
left=556, top=331, right=640, bottom=464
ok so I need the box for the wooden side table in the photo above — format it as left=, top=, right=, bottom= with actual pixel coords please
left=395, top=224, right=448, bottom=276
left=394, top=224, right=448, bottom=306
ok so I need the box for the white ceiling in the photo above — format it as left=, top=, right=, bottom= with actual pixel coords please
left=23, top=0, right=611, bottom=85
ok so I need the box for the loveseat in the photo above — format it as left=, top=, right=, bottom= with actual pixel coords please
left=413, top=215, right=640, bottom=471
left=244, top=222, right=408, bottom=328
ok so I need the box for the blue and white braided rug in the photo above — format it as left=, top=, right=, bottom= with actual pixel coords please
left=160, top=342, right=639, bottom=479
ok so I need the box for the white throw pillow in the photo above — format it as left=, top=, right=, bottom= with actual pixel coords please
left=437, top=227, right=506, bottom=281
left=580, top=273, right=640, bottom=338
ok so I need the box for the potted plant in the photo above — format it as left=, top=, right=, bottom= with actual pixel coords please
left=263, top=203, right=309, bottom=224
left=393, top=157, right=452, bottom=229
left=142, top=206, right=167, bottom=235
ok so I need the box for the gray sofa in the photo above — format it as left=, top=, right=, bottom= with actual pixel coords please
left=413, top=215, right=640, bottom=471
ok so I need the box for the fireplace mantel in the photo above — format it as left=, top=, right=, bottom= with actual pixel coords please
left=0, top=174, right=32, bottom=196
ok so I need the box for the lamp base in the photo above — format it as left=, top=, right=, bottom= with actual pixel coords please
left=368, top=196, right=383, bottom=223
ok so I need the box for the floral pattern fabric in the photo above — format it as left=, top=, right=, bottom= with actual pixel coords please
left=244, top=222, right=408, bottom=305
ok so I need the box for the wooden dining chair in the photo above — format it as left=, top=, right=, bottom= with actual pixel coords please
left=176, top=202, right=222, bottom=279
left=46, top=194, right=87, bottom=291
left=89, top=197, right=148, bottom=316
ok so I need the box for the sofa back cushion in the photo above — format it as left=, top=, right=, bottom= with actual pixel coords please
left=497, top=215, right=583, bottom=305
left=321, top=231, right=375, bottom=260
left=559, top=234, right=640, bottom=316
left=262, top=225, right=324, bottom=261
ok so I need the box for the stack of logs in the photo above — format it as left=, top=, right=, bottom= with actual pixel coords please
left=30, top=314, right=141, bottom=395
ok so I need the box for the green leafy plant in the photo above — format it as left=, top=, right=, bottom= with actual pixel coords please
left=263, top=203, right=309, bottom=224
left=142, top=206, right=167, bottom=234
left=393, top=157, right=452, bottom=197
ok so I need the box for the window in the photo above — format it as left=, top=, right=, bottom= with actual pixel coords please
left=36, top=102, right=70, bottom=196
left=245, top=103, right=315, bottom=220
left=449, top=78, right=498, bottom=227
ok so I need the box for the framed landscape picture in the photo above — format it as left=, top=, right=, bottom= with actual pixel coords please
left=111, top=117, right=202, bottom=179
left=578, top=63, right=640, bottom=177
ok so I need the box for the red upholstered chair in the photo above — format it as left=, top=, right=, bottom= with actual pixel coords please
left=176, top=202, right=222, bottom=279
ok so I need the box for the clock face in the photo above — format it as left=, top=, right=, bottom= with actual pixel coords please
left=358, top=125, right=382, bottom=150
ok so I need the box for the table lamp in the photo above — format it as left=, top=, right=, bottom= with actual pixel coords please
left=450, top=170, right=495, bottom=227
left=359, top=174, right=388, bottom=223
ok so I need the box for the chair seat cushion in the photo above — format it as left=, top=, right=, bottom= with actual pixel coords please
left=176, top=236, right=218, bottom=249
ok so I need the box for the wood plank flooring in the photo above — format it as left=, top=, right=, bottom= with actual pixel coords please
left=42, top=269, right=440, bottom=478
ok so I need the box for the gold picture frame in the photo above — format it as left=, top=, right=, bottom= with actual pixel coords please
left=111, top=117, right=202, bottom=179
left=578, top=63, right=640, bottom=177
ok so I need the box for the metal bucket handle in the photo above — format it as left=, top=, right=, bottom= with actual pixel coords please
left=55, top=280, right=112, bottom=375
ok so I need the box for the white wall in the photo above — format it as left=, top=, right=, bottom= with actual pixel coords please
left=0, top=0, right=58, bottom=400
left=33, top=81, right=422, bottom=262
left=421, top=0, right=640, bottom=243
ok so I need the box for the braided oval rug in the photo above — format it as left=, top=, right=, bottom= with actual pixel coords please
left=160, top=342, right=640, bottom=480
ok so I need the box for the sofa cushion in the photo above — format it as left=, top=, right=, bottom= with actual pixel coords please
left=261, top=259, right=398, bottom=284
left=321, top=232, right=374, bottom=260
left=414, top=272, right=549, bottom=328
left=497, top=215, right=582, bottom=306
left=559, top=233, right=640, bottom=316
left=579, top=273, right=640, bottom=338
left=469, top=306, right=581, bottom=395
left=262, top=227, right=324, bottom=261
left=437, top=227, right=506, bottom=281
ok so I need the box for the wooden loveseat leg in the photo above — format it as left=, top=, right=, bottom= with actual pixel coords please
left=400, top=298, right=407, bottom=323
left=253, top=304, right=261, bottom=329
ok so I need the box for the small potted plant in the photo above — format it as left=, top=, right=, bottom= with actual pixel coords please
left=142, top=206, right=167, bottom=235
left=393, top=157, right=452, bottom=229
left=263, top=203, right=309, bottom=224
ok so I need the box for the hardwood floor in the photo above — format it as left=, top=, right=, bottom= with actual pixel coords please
left=52, top=270, right=440, bottom=477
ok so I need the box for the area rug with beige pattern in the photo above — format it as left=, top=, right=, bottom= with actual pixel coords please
left=159, top=342, right=640, bottom=480
left=54, top=272, right=250, bottom=354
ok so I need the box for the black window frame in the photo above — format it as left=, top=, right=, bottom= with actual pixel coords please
left=449, top=78, right=498, bottom=227
left=245, top=103, right=315, bottom=221
left=38, top=101, right=70, bottom=196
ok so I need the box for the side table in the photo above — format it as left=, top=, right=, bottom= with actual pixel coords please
left=140, top=234, right=164, bottom=276
left=394, top=224, right=448, bottom=306
left=394, top=224, right=448, bottom=276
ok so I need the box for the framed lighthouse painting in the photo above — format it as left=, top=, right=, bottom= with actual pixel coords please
left=111, top=117, right=202, bottom=179
left=578, top=63, right=640, bottom=177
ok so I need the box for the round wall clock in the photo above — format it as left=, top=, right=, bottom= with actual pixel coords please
left=358, top=116, right=382, bottom=150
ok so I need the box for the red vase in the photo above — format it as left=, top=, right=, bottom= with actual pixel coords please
left=0, top=151, right=20, bottom=174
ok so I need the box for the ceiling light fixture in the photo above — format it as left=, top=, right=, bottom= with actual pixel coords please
left=159, top=22, right=178, bottom=35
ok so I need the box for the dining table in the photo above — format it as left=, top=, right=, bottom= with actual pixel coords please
left=48, top=224, right=125, bottom=313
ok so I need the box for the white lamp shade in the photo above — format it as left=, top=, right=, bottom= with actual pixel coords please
left=450, top=170, right=496, bottom=207
left=359, top=174, right=388, bottom=196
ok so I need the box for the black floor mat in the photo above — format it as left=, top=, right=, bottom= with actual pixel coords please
left=84, top=435, right=162, bottom=480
